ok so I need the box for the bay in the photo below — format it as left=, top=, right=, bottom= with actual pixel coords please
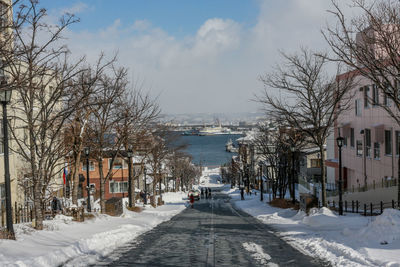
left=181, top=134, right=242, bottom=167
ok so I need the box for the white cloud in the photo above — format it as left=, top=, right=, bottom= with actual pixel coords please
left=61, top=2, right=89, bottom=15
left=60, top=0, right=353, bottom=114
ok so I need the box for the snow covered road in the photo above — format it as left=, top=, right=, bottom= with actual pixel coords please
left=100, top=191, right=322, bottom=266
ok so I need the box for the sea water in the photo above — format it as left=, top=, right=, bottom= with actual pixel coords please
left=181, top=134, right=242, bottom=167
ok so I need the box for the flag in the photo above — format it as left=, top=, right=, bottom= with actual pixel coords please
left=63, top=164, right=68, bottom=185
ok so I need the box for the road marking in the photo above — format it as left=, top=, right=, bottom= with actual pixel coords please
left=206, top=195, right=215, bottom=267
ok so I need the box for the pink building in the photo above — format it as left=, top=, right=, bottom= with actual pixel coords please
left=334, top=26, right=400, bottom=192
left=335, top=74, right=400, bottom=191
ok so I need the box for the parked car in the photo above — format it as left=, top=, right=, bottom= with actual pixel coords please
left=188, top=189, right=200, bottom=201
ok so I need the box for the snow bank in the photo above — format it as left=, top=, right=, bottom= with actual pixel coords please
left=162, top=191, right=187, bottom=203
left=355, top=209, right=400, bottom=244
left=0, top=192, right=187, bottom=267
left=301, top=207, right=341, bottom=228
left=225, top=189, right=400, bottom=267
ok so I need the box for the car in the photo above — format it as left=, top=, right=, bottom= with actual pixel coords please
left=188, top=189, right=200, bottom=201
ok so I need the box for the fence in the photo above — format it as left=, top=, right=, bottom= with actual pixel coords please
left=320, top=199, right=399, bottom=216
left=1, top=202, right=34, bottom=228
left=1, top=200, right=86, bottom=229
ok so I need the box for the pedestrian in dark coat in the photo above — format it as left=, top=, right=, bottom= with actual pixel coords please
left=208, top=188, right=212, bottom=199
left=205, top=188, right=208, bottom=199
left=189, top=194, right=195, bottom=208
left=240, top=188, right=245, bottom=200
left=201, top=188, right=204, bottom=199
left=51, top=196, right=61, bottom=216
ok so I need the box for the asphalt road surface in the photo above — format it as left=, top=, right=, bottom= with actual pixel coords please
left=95, top=191, right=325, bottom=267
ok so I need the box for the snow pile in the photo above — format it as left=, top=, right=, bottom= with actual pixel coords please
left=242, top=242, right=278, bottom=266
left=225, top=188, right=400, bottom=267
left=355, top=209, right=400, bottom=245
left=162, top=191, right=187, bottom=203
left=0, top=192, right=187, bottom=267
left=301, top=207, right=341, bottom=228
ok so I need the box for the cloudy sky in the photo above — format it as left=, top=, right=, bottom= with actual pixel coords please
left=38, top=0, right=349, bottom=115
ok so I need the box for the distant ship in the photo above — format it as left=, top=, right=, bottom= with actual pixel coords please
left=181, top=129, right=199, bottom=136
left=198, top=126, right=227, bottom=136
left=198, top=126, right=242, bottom=136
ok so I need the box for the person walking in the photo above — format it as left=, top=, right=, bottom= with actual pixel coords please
left=51, top=196, right=62, bottom=216
left=189, top=194, right=195, bottom=208
left=208, top=188, right=212, bottom=199
left=205, top=188, right=208, bottom=199
left=240, top=187, right=245, bottom=200
left=201, top=188, right=204, bottom=199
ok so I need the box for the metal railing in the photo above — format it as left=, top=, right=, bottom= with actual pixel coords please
left=322, top=199, right=399, bottom=216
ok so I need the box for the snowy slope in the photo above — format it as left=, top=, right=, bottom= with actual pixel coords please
left=225, top=188, right=400, bottom=267
left=0, top=193, right=186, bottom=267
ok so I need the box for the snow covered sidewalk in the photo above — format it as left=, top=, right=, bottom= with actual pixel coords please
left=224, top=187, right=400, bottom=267
left=0, top=192, right=187, bottom=267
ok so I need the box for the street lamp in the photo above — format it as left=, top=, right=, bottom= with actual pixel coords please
left=84, top=147, right=91, bottom=212
left=258, top=162, right=264, bottom=201
left=290, top=146, right=296, bottom=204
left=127, top=145, right=133, bottom=207
left=0, top=83, right=14, bottom=239
left=144, top=166, right=147, bottom=205
left=246, top=165, right=250, bottom=193
left=336, top=136, right=345, bottom=215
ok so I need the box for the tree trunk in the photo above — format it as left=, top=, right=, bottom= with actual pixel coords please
left=33, top=182, right=43, bottom=230
left=98, top=159, right=106, bottom=213
left=129, top=159, right=135, bottom=207
left=72, top=150, right=82, bottom=205
left=320, top=145, right=327, bottom=207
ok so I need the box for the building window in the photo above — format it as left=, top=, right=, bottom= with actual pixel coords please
left=82, top=161, right=95, bottom=171
left=109, top=158, right=127, bottom=169
left=310, top=159, right=321, bottom=168
left=356, top=140, right=363, bottom=156
left=355, top=99, right=362, bottom=116
left=372, top=84, right=379, bottom=106
left=109, top=181, right=128, bottom=193
left=396, top=131, right=400, bottom=156
left=343, top=136, right=348, bottom=147
left=0, top=183, right=5, bottom=210
left=385, top=130, right=392, bottom=155
left=396, top=80, right=400, bottom=101
left=374, top=142, right=380, bottom=159
left=350, top=128, right=355, bottom=147
left=363, top=86, right=369, bottom=108
left=383, top=83, right=392, bottom=107
left=365, top=129, right=371, bottom=157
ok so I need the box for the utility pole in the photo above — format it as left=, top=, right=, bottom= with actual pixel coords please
left=127, top=145, right=133, bottom=207
left=84, top=147, right=91, bottom=212
left=1, top=85, right=14, bottom=239
left=259, top=162, right=264, bottom=201
left=337, top=136, right=344, bottom=215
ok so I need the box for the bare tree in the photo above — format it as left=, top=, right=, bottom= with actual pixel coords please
left=168, top=151, right=192, bottom=191
left=257, top=48, right=354, bottom=206
left=116, top=88, right=160, bottom=207
left=0, top=0, right=87, bottom=229
left=146, top=126, right=187, bottom=198
left=254, top=123, right=307, bottom=200
left=86, top=67, right=128, bottom=213
left=64, top=55, right=115, bottom=206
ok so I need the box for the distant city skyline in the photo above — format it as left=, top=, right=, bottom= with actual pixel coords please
left=38, top=0, right=352, bottom=114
